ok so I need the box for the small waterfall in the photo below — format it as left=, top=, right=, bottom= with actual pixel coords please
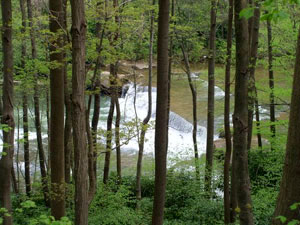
left=110, top=82, right=208, bottom=161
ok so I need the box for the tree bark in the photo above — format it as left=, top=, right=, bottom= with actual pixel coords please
left=255, top=95, right=263, bottom=148
left=205, top=0, right=216, bottom=195
left=62, top=0, right=72, bottom=186
left=247, top=4, right=261, bottom=150
left=151, top=0, right=170, bottom=224
left=27, top=0, right=50, bottom=206
left=232, top=0, right=254, bottom=224
left=273, top=27, right=300, bottom=225
left=267, top=19, right=276, bottom=149
left=0, top=0, right=14, bottom=223
left=136, top=0, right=154, bottom=207
left=224, top=0, right=233, bottom=223
left=115, top=96, right=121, bottom=182
left=70, top=0, right=89, bottom=223
left=49, top=0, right=65, bottom=219
left=180, top=43, right=200, bottom=180
left=19, top=0, right=31, bottom=197
left=103, top=95, right=115, bottom=184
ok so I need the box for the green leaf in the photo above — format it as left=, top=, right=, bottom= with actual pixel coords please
left=21, top=200, right=36, bottom=209
left=239, top=7, right=254, bottom=19
left=290, top=203, right=300, bottom=210
left=276, top=216, right=287, bottom=223
left=288, top=220, right=300, bottom=225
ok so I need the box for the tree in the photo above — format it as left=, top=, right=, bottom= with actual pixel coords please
left=223, top=0, right=234, bottom=223
left=180, top=42, right=200, bottom=180
left=0, top=0, right=14, bottom=224
left=70, top=0, right=89, bottom=223
left=49, top=0, right=65, bottom=219
left=19, top=0, right=31, bottom=197
left=151, top=0, right=170, bottom=224
left=273, top=27, right=300, bottom=225
left=63, top=0, right=72, bottom=186
left=247, top=3, right=261, bottom=150
left=205, top=0, right=217, bottom=195
left=136, top=0, right=155, bottom=207
left=27, top=0, right=50, bottom=206
left=232, top=0, right=254, bottom=223
left=267, top=19, right=276, bottom=148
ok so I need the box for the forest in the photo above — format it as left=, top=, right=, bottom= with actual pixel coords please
left=0, top=0, right=300, bottom=224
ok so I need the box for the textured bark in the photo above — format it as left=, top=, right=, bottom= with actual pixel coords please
left=70, top=0, right=89, bottom=223
left=224, top=0, right=233, bottom=223
left=205, top=0, right=216, bottom=195
left=103, top=95, right=115, bottom=184
left=27, top=0, right=50, bottom=206
left=115, top=97, right=121, bottom=181
left=0, top=0, right=14, bottom=223
left=136, top=0, right=154, bottom=206
left=247, top=4, right=261, bottom=150
left=19, top=0, right=31, bottom=196
left=267, top=19, right=276, bottom=148
left=180, top=43, right=200, bottom=180
left=151, top=0, right=170, bottom=224
left=273, top=27, right=300, bottom=225
left=233, top=0, right=254, bottom=224
left=11, top=167, right=18, bottom=194
left=255, top=95, right=263, bottom=148
left=62, top=0, right=72, bottom=185
left=49, top=0, right=65, bottom=219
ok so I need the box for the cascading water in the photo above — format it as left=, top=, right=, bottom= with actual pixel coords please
left=97, top=82, right=208, bottom=163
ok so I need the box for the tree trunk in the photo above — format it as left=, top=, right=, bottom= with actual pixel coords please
left=205, top=0, right=216, bottom=195
left=151, top=0, right=170, bottom=224
left=255, top=95, right=263, bottom=148
left=70, top=0, right=89, bottom=223
left=180, top=43, right=200, bottom=180
left=19, top=0, right=31, bottom=197
left=224, top=0, right=233, bottom=223
left=103, top=95, right=115, bottom=184
left=0, top=0, right=14, bottom=223
left=62, top=0, right=72, bottom=186
left=247, top=4, right=261, bottom=150
left=49, top=0, right=66, bottom=219
left=136, top=0, right=154, bottom=207
left=233, top=0, right=254, bottom=224
left=27, top=0, right=50, bottom=206
left=273, top=27, right=300, bottom=225
left=115, top=97, right=122, bottom=182
left=267, top=19, right=276, bottom=149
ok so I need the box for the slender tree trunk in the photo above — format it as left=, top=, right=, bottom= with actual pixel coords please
left=19, top=0, right=31, bottom=196
left=267, top=19, right=276, bottom=148
left=247, top=4, right=261, bottom=150
left=27, top=0, right=50, bottom=206
left=88, top=4, right=106, bottom=192
left=224, top=0, right=233, bottom=223
left=0, top=0, right=14, bottom=223
left=70, top=0, right=89, bottom=223
left=233, top=0, right=254, bottom=223
left=11, top=167, right=18, bottom=194
left=49, top=0, right=65, bottom=219
left=151, top=0, right=170, bottom=224
left=62, top=0, right=72, bottom=185
left=115, top=97, right=121, bottom=182
left=255, top=95, right=263, bottom=148
left=205, top=0, right=216, bottom=195
left=180, top=43, right=200, bottom=180
left=273, top=27, right=300, bottom=225
left=136, top=0, right=154, bottom=207
left=103, top=95, right=115, bottom=184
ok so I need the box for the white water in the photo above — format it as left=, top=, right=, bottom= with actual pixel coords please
left=96, top=82, right=223, bottom=165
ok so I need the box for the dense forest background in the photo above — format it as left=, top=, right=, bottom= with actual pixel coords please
left=0, top=0, right=300, bottom=224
